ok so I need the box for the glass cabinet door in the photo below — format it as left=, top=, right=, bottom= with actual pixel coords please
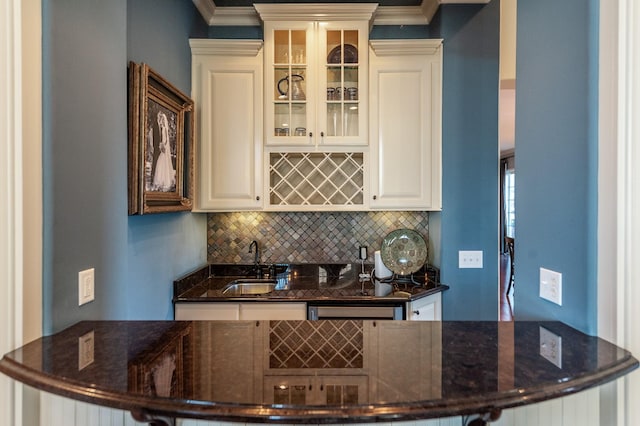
left=319, top=24, right=368, bottom=145
left=265, top=21, right=367, bottom=147
left=267, top=25, right=314, bottom=145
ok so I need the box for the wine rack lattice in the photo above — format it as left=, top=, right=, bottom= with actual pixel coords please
left=269, top=152, right=364, bottom=206
left=269, top=320, right=364, bottom=369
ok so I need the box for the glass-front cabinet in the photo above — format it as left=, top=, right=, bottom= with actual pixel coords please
left=256, top=4, right=374, bottom=210
left=268, top=23, right=315, bottom=145
left=321, top=26, right=364, bottom=142
left=258, top=4, right=372, bottom=147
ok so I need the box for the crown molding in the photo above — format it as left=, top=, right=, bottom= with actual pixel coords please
left=210, top=6, right=262, bottom=26
left=193, top=1, right=491, bottom=27
left=254, top=3, right=378, bottom=22
left=369, top=39, right=443, bottom=56
left=189, top=38, right=264, bottom=56
left=193, top=0, right=217, bottom=25
left=373, top=6, right=429, bottom=25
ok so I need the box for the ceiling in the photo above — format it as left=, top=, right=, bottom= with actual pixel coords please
left=213, top=0, right=422, bottom=5
left=194, top=0, right=491, bottom=26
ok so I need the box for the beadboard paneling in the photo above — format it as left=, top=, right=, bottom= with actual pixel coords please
left=40, top=388, right=601, bottom=426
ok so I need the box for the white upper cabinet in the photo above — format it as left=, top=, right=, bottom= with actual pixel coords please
left=190, top=7, right=443, bottom=212
left=257, top=4, right=374, bottom=148
left=369, top=39, right=443, bottom=211
left=190, top=39, right=264, bottom=211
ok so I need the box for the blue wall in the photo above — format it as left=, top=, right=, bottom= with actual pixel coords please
left=435, top=3, right=501, bottom=320
left=42, top=0, right=208, bottom=333
left=42, top=0, right=603, bottom=332
left=514, top=0, right=598, bottom=334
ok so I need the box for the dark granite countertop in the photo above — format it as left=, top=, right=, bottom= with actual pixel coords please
left=0, top=320, right=636, bottom=425
left=173, top=263, right=448, bottom=303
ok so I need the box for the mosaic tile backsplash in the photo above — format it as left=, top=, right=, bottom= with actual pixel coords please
left=207, top=211, right=429, bottom=264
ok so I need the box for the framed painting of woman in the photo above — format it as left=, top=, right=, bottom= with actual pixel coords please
left=128, top=62, right=194, bottom=215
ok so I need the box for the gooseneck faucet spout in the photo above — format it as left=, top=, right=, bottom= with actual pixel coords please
left=248, top=240, right=261, bottom=277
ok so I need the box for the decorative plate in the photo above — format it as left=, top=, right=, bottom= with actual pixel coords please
left=327, top=44, right=358, bottom=64
left=380, top=229, right=427, bottom=276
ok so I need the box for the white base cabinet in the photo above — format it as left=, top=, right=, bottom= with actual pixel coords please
left=175, top=295, right=442, bottom=321
left=407, top=292, right=442, bottom=321
left=174, top=302, right=307, bottom=321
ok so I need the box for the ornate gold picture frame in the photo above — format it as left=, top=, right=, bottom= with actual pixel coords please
left=128, top=62, right=194, bottom=215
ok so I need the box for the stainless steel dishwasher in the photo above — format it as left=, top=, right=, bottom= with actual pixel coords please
left=307, top=303, right=404, bottom=320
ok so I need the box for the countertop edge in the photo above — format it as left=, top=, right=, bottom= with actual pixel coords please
left=172, top=284, right=449, bottom=304
left=1, top=323, right=636, bottom=424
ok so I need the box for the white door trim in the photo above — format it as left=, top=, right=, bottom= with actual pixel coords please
left=1, top=0, right=25, bottom=424
left=1, top=0, right=42, bottom=425
left=616, top=0, right=640, bottom=424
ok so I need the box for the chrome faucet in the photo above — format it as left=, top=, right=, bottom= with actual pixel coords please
left=248, top=240, right=262, bottom=278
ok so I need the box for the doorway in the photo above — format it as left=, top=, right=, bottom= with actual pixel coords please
left=499, top=0, right=516, bottom=321
left=500, top=153, right=515, bottom=320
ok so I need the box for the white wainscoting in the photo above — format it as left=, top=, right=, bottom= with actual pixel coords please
left=179, top=420, right=461, bottom=426
left=493, top=387, right=600, bottom=426
left=39, top=394, right=147, bottom=426
left=39, top=387, right=603, bottom=426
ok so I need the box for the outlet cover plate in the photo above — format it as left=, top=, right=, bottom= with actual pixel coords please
left=78, top=330, right=95, bottom=370
left=539, top=267, right=562, bottom=305
left=539, top=326, right=562, bottom=368
left=78, top=268, right=95, bottom=306
left=459, top=250, right=483, bottom=268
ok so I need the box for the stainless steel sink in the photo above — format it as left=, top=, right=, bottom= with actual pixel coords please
left=222, top=279, right=278, bottom=296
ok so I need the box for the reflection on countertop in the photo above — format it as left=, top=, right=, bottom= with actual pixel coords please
left=173, top=263, right=447, bottom=303
left=0, top=320, right=636, bottom=424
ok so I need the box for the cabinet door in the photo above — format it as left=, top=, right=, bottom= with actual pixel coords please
left=369, top=40, right=442, bottom=210
left=263, top=22, right=316, bottom=147
left=191, top=40, right=263, bottom=211
left=407, top=292, right=442, bottom=321
left=174, top=302, right=240, bottom=320
left=317, top=22, right=369, bottom=146
left=263, top=20, right=368, bottom=148
left=239, top=302, right=307, bottom=320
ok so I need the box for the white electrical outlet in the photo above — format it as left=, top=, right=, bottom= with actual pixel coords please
left=78, top=330, right=95, bottom=370
left=539, top=267, right=562, bottom=305
left=539, top=326, right=562, bottom=368
left=78, top=268, right=95, bottom=306
left=458, top=250, right=483, bottom=268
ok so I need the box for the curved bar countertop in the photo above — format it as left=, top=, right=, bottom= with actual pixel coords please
left=0, top=320, right=637, bottom=425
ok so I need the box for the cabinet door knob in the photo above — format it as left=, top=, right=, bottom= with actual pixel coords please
left=309, top=132, right=313, bottom=138
left=373, top=195, right=377, bottom=200
left=256, top=196, right=260, bottom=201
left=413, top=310, right=420, bottom=315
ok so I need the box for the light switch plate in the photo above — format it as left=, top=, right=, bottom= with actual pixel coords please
left=539, top=267, right=562, bottom=305
left=459, top=250, right=483, bottom=268
left=78, top=268, right=95, bottom=306
left=78, top=330, right=95, bottom=370
left=539, top=326, right=562, bottom=368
